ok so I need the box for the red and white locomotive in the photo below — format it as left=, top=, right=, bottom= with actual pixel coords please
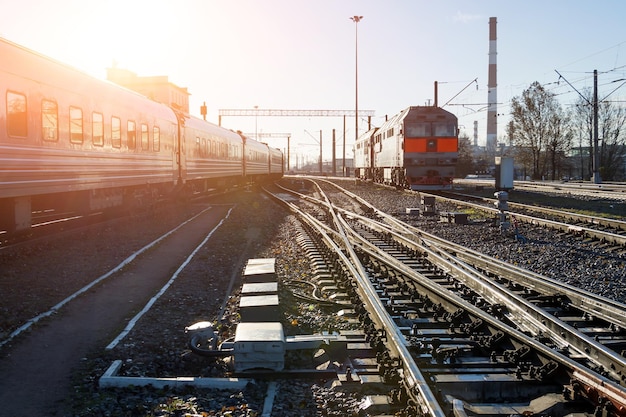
left=353, top=106, right=458, bottom=190
left=0, top=37, right=283, bottom=233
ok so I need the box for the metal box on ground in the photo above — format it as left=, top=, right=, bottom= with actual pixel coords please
left=243, top=258, right=277, bottom=283
left=239, top=294, right=280, bottom=322
left=495, top=156, right=514, bottom=190
left=234, top=322, right=285, bottom=372
left=439, top=212, right=469, bottom=224
left=241, top=282, right=278, bottom=296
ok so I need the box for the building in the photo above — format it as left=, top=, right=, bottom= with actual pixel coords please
left=106, top=67, right=190, bottom=113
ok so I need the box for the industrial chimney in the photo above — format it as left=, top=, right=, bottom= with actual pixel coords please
left=487, top=17, right=497, bottom=148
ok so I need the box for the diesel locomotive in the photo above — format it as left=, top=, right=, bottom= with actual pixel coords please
left=353, top=106, right=458, bottom=190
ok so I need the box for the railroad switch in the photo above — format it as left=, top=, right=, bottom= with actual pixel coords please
left=494, top=191, right=510, bottom=232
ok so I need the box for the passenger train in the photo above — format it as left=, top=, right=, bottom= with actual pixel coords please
left=353, top=106, right=458, bottom=190
left=0, top=38, right=283, bottom=234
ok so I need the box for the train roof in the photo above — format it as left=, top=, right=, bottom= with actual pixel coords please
left=378, top=106, right=457, bottom=130
left=183, top=115, right=244, bottom=142
left=355, top=126, right=379, bottom=143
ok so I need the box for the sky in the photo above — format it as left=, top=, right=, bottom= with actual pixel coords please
left=2, top=0, right=626, bottom=168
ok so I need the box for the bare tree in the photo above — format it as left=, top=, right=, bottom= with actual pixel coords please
left=571, top=95, right=594, bottom=180
left=455, top=133, right=475, bottom=177
left=545, top=109, right=573, bottom=180
left=571, top=91, right=626, bottom=181
left=510, top=82, right=570, bottom=179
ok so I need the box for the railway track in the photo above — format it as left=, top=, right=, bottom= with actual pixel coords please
left=268, top=178, right=626, bottom=417
left=428, top=190, right=626, bottom=248
left=455, top=179, right=626, bottom=202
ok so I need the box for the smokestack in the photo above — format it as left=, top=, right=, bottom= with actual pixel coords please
left=487, top=17, right=497, bottom=148
left=474, top=121, right=478, bottom=147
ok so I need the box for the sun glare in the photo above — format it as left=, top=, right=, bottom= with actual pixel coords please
left=26, top=0, right=184, bottom=79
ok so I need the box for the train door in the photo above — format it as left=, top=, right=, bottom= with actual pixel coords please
left=175, top=112, right=186, bottom=186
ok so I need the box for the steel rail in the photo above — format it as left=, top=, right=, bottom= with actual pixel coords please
left=343, top=212, right=626, bottom=410
left=437, top=190, right=626, bottom=232
left=424, top=191, right=626, bottom=246
left=265, top=185, right=447, bottom=417
left=312, top=180, right=626, bottom=326
left=273, top=179, right=626, bottom=411
left=320, top=183, right=626, bottom=385
left=345, top=208, right=626, bottom=382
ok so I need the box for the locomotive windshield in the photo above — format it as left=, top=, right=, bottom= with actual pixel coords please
left=433, top=123, right=456, bottom=137
left=404, top=122, right=456, bottom=137
left=404, top=123, right=430, bottom=137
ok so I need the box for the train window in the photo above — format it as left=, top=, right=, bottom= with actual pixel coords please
left=127, top=120, right=136, bottom=149
left=433, top=123, right=455, bottom=137
left=111, top=117, right=121, bottom=148
left=141, top=124, right=149, bottom=150
left=92, top=112, right=104, bottom=146
left=7, top=91, right=27, bottom=137
left=42, top=99, right=58, bottom=141
left=153, top=127, right=160, bottom=151
left=70, top=106, right=83, bottom=144
left=405, top=123, right=430, bottom=137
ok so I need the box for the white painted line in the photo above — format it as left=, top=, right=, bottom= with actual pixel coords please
left=262, top=380, right=278, bottom=417
left=99, top=360, right=250, bottom=389
left=0, top=206, right=214, bottom=349
left=106, top=206, right=234, bottom=350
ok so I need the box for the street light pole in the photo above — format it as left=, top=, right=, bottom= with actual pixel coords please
left=350, top=15, right=363, bottom=172
left=254, top=105, right=258, bottom=140
left=319, top=130, right=323, bottom=174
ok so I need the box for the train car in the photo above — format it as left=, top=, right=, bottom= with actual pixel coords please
left=353, top=127, right=378, bottom=181
left=181, top=116, right=244, bottom=193
left=0, top=37, right=180, bottom=233
left=0, top=37, right=283, bottom=234
left=242, top=136, right=272, bottom=183
left=353, top=106, right=458, bottom=190
left=268, top=146, right=284, bottom=180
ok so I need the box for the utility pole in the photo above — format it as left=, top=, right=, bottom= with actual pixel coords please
left=593, top=70, right=601, bottom=184
left=332, top=129, right=336, bottom=176
left=319, top=130, right=323, bottom=174
left=556, top=69, right=602, bottom=184
left=351, top=15, right=363, bottom=174
left=342, top=115, right=346, bottom=176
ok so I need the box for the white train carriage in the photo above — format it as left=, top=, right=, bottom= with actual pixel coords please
left=374, top=109, right=408, bottom=186
left=269, top=147, right=284, bottom=179
left=243, top=137, right=271, bottom=182
left=182, top=116, right=244, bottom=192
left=0, top=38, right=179, bottom=232
left=353, top=127, right=379, bottom=181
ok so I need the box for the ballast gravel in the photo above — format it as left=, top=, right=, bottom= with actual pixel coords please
left=1, top=180, right=625, bottom=416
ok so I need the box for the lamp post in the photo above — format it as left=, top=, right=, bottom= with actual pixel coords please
left=350, top=15, right=363, bottom=168
left=254, top=105, right=258, bottom=140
